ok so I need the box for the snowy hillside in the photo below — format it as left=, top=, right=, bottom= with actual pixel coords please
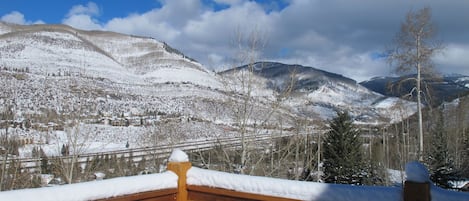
left=0, top=23, right=418, bottom=156
left=0, top=22, right=220, bottom=87
left=222, top=62, right=417, bottom=123
left=0, top=23, right=301, bottom=153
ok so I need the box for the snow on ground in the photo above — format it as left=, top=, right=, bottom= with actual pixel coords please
left=307, top=83, right=379, bottom=107
left=0, top=22, right=12, bottom=34
left=387, top=169, right=405, bottom=185
left=143, top=66, right=222, bottom=88
left=373, top=97, right=417, bottom=123
left=16, top=125, right=148, bottom=157
left=0, top=171, right=177, bottom=201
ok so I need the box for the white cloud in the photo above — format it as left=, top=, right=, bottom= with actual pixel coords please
left=105, top=13, right=180, bottom=42
left=1, top=11, right=26, bottom=24
left=62, top=14, right=102, bottom=31
left=104, top=0, right=203, bottom=42
left=1, top=11, right=44, bottom=25
left=62, top=2, right=102, bottom=30
left=180, top=1, right=275, bottom=67
left=67, top=2, right=100, bottom=17
left=435, top=44, right=469, bottom=75
left=213, top=0, right=245, bottom=6
left=57, top=0, right=469, bottom=80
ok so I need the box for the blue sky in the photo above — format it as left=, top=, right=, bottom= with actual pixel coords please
left=1, top=0, right=468, bottom=81
left=0, top=0, right=288, bottom=24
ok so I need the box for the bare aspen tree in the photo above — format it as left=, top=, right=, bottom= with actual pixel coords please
left=214, top=27, right=301, bottom=176
left=222, top=27, right=267, bottom=174
left=387, top=7, right=443, bottom=161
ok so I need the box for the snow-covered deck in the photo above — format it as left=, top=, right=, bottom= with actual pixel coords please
left=0, top=150, right=468, bottom=201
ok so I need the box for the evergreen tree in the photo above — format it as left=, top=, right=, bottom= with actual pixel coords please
left=322, top=111, right=365, bottom=185
left=39, top=148, right=50, bottom=174
left=463, top=129, right=469, bottom=178
left=362, top=159, right=386, bottom=185
left=427, top=110, right=459, bottom=189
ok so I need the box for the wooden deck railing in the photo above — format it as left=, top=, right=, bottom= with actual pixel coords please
left=1, top=154, right=466, bottom=201
left=186, top=185, right=299, bottom=201
left=96, top=161, right=301, bottom=201
left=95, top=188, right=177, bottom=201
left=98, top=160, right=469, bottom=201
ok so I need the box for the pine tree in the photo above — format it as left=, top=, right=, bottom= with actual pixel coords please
left=322, top=111, right=365, bottom=185
left=39, top=148, right=50, bottom=174
left=427, top=110, right=459, bottom=189
left=463, top=129, right=469, bottom=178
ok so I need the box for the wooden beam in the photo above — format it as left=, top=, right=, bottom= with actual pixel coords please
left=167, top=162, right=192, bottom=201
left=95, top=188, right=177, bottom=201
left=403, top=181, right=430, bottom=201
left=187, top=185, right=300, bottom=201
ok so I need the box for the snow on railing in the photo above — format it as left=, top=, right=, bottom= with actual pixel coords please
left=0, top=171, right=177, bottom=201
left=405, top=161, right=469, bottom=201
left=187, top=167, right=401, bottom=201
left=1, top=149, right=468, bottom=201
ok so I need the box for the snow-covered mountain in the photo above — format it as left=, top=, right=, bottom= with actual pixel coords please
left=0, top=22, right=219, bottom=87
left=0, top=22, right=416, bottom=150
left=222, top=62, right=416, bottom=124
left=360, top=74, right=469, bottom=106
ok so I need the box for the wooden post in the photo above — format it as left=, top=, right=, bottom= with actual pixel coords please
left=167, top=161, right=192, bottom=201
left=403, top=181, right=430, bottom=201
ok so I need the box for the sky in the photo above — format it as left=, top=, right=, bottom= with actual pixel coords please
left=1, top=0, right=468, bottom=81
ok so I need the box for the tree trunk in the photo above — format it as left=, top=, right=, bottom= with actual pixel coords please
left=417, top=37, right=424, bottom=162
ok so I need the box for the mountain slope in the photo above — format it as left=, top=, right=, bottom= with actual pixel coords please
left=0, top=23, right=302, bottom=151
left=360, top=74, right=469, bottom=106
left=0, top=22, right=220, bottom=87
left=221, top=62, right=417, bottom=123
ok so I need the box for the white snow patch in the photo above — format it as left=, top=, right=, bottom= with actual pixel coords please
left=143, top=67, right=222, bottom=88
left=0, top=171, right=177, bottom=201
left=387, top=169, right=405, bottom=185
left=187, top=167, right=401, bottom=201
left=168, top=149, right=189, bottom=162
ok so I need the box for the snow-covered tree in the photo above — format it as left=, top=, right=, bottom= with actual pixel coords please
left=322, top=111, right=365, bottom=185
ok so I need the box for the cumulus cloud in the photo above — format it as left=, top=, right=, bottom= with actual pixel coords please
left=67, top=2, right=100, bottom=17
left=106, top=13, right=180, bottom=41
left=103, top=0, right=207, bottom=42
left=435, top=44, right=469, bottom=75
left=57, top=0, right=469, bottom=80
left=1, top=11, right=27, bottom=24
left=62, top=14, right=102, bottom=31
left=182, top=1, right=274, bottom=58
left=62, top=2, right=102, bottom=30
left=213, top=0, right=245, bottom=6
left=1, top=11, right=44, bottom=25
